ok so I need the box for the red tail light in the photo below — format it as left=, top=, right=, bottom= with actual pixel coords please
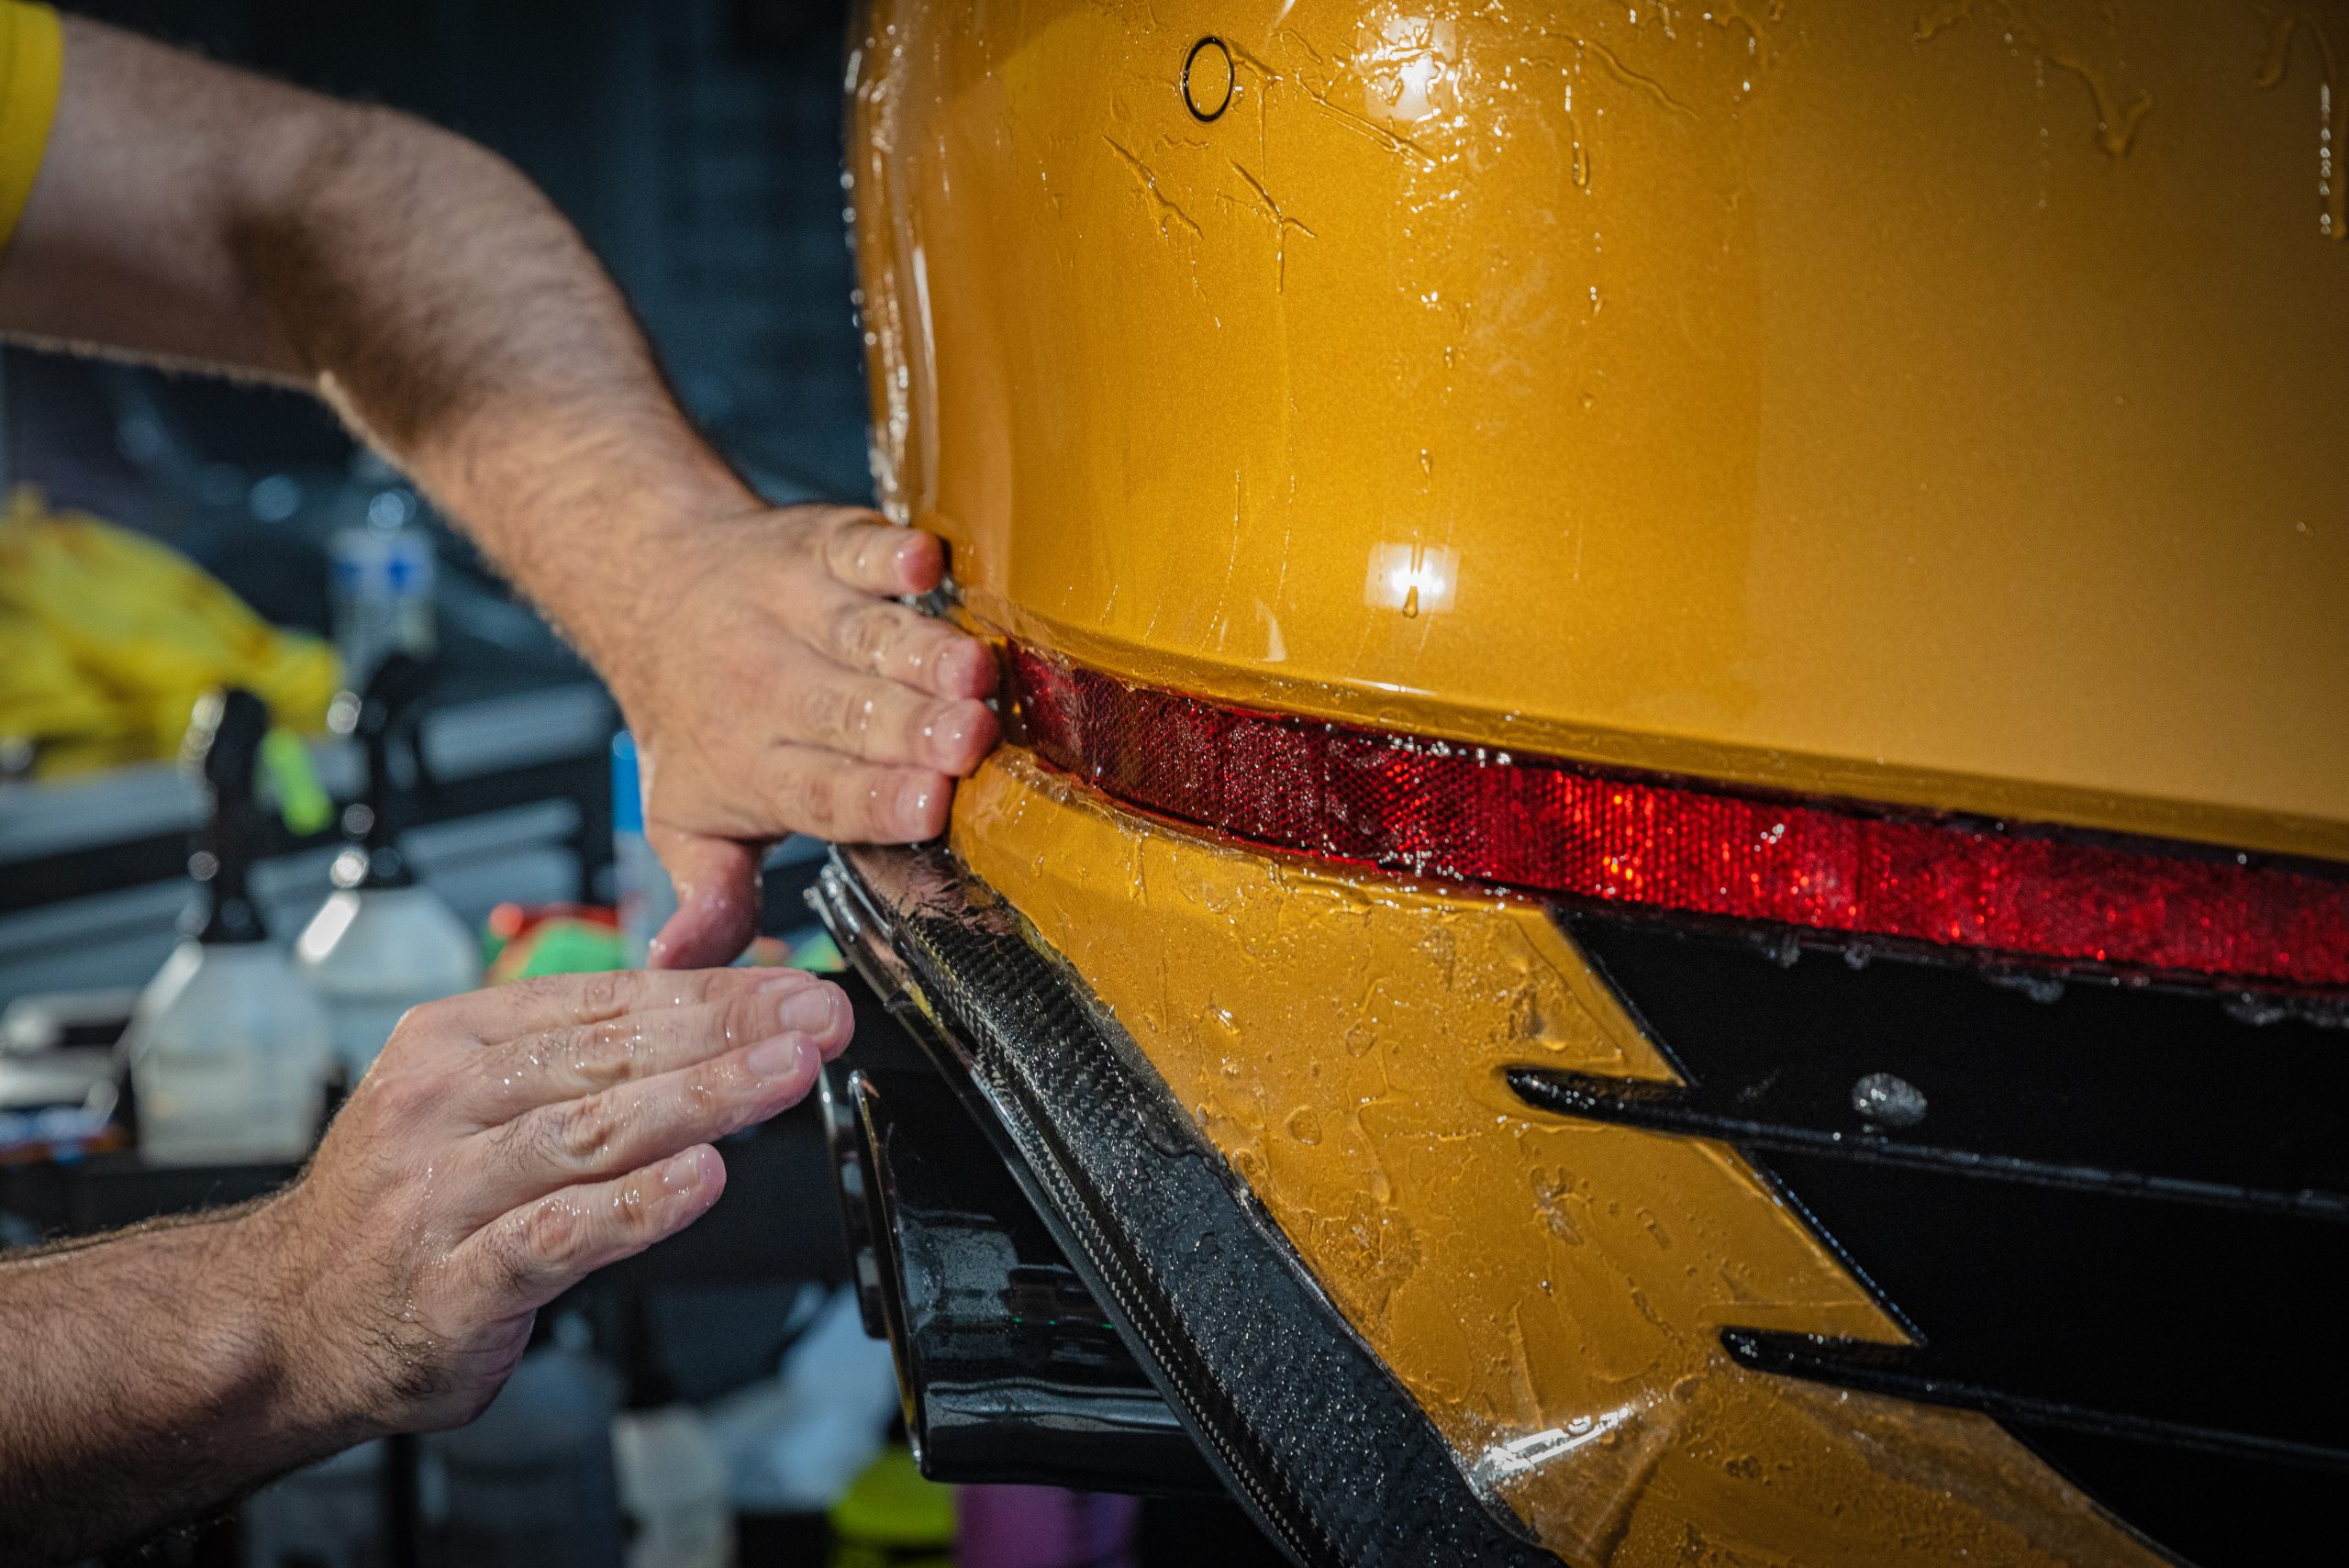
left=1008, top=646, right=2349, bottom=994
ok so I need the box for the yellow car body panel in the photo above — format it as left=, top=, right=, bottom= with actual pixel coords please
left=854, top=0, right=2347, bottom=859
left=848, top=0, right=2344, bottom=1559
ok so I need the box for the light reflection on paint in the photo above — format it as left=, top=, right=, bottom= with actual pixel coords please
left=1365, top=542, right=1458, bottom=615
left=1358, top=14, right=1457, bottom=125
left=1469, top=1405, right=1639, bottom=1485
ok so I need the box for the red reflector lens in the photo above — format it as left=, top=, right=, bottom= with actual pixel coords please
left=1008, top=646, right=2349, bottom=993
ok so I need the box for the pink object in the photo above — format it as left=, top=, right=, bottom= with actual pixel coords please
left=956, top=1485, right=1140, bottom=1568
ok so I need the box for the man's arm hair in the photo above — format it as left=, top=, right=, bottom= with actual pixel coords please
left=0, top=14, right=749, bottom=680
left=0, top=1199, right=359, bottom=1562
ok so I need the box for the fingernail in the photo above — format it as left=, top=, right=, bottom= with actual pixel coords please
left=955, top=640, right=1000, bottom=695
left=930, top=700, right=982, bottom=766
left=897, top=776, right=939, bottom=834
left=661, top=1149, right=706, bottom=1192
left=747, top=1035, right=809, bottom=1080
left=776, top=986, right=837, bottom=1034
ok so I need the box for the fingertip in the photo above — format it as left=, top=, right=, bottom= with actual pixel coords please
left=647, top=915, right=708, bottom=971
left=645, top=916, right=689, bottom=971
left=938, top=637, right=999, bottom=699
left=892, top=531, right=944, bottom=594
left=894, top=772, right=951, bottom=841
left=963, top=700, right=1002, bottom=769
left=803, top=980, right=853, bottom=1059
left=927, top=696, right=999, bottom=773
left=662, top=1144, right=727, bottom=1214
left=651, top=884, right=756, bottom=971
left=818, top=1026, right=852, bottom=1062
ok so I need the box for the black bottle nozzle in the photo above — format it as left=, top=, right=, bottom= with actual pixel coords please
left=334, top=652, right=435, bottom=891
left=182, top=687, right=272, bottom=944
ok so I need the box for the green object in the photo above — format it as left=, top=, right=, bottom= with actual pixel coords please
left=829, top=1446, right=955, bottom=1552
left=260, top=727, right=334, bottom=836
left=504, top=918, right=627, bottom=978
left=785, top=927, right=847, bottom=974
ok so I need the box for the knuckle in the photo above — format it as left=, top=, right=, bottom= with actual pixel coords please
left=520, top=1196, right=581, bottom=1263
left=371, top=1067, right=435, bottom=1126
left=612, top=1178, right=659, bottom=1238
left=576, top=970, right=627, bottom=1019
left=820, top=524, right=863, bottom=578
left=548, top=1094, right=621, bottom=1168
left=840, top=604, right=902, bottom=669
left=811, top=508, right=855, bottom=557
left=720, top=992, right=777, bottom=1047
left=565, top=1020, right=642, bottom=1091
left=390, top=995, right=454, bottom=1046
left=909, top=621, right=961, bottom=677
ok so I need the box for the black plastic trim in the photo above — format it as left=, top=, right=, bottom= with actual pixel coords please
left=1507, top=1067, right=2345, bottom=1222
left=811, top=844, right=1553, bottom=1568
left=840, top=1062, right=1222, bottom=1494
left=1720, top=1329, right=2349, bottom=1473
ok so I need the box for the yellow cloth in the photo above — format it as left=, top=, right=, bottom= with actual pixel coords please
left=0, top=1, right=61, bottom=254
left=0, top=486, right=341, bottom=775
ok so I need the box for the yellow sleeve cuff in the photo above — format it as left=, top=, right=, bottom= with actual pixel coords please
left=0, top=1, right=62, bottom=255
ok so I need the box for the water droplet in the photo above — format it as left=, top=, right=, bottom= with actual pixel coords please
left=1851, top=1071, right=1928, bottom=1129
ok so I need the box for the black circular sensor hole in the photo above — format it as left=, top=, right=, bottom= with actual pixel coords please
left=1183, top=37, right=1234, bottom=122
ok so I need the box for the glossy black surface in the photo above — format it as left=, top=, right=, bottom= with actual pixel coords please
left=1550, top=914, right=2349, bottom=1567
left=815, top=1059, right=888, bottom=1340
left=828, top=1059, right=1219, bottom=1495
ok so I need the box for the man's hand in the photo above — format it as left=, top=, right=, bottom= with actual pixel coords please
left=0, top=967, right=850, bottom=1558
left=269, top=966, right=851, bottom=1431
left=605, top=506, right=997, bottom=971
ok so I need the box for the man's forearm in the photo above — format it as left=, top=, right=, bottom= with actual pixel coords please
left=0, top=1199, right=356, bottom=1561
left=0, top=17, right=747, bottom=676
left=232, top=104, right=751, bottom=673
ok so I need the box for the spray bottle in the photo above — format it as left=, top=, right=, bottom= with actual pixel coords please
left=297, top=654, right=481, bottom=1083
left=125, top=689, right=334, bottom=1164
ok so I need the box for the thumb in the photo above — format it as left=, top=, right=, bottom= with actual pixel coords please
left=645, top=829, right=762, bottom=970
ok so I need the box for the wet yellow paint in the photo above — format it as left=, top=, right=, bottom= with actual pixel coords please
left=954, top=753, right=2167, bottom=1564
left=852, top=0, right=2349, bottom=861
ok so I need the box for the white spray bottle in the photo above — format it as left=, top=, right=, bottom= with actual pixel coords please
left=125, top=689, right=334, bottom=1164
